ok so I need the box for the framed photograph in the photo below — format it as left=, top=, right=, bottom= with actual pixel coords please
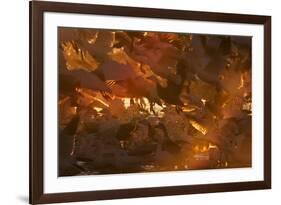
left=30, top=1, right=271, bottom=204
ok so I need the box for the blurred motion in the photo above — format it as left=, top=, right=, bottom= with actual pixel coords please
left=58, top=27, right=252, bottom=176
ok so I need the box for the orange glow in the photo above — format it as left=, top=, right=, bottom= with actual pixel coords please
left=189, top=120, right=208, bottom=135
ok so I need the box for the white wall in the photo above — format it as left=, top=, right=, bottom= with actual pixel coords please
left=0, top=0, right=279, bottom=204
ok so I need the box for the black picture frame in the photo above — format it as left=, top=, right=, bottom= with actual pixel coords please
left=30, top=1, right=271, bottom=204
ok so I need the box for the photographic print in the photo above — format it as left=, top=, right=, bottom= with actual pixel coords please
left=58, top=28, right=252, bottom=176
left=30, top=1, right=271, bottom=203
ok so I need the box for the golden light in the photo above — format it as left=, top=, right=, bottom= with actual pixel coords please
left=208, top=143, right=218, bottom=149
left=93, top=107, right=103, bottom=112
left=237, top=73, right=245, bottom=89
left=121, top=97, right=131, bottom=109
left=189, top=120, right=208, bottom=135
left=201, top=98, right=207, bottom=106
left=75, top=88, right=109, bottom=108
left=182, top=106, right=196, bottom=113
left=202, top=145, right=207, bottom=152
